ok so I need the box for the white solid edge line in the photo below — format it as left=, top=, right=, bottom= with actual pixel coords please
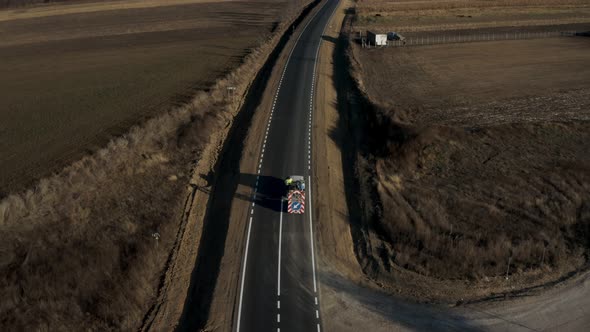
left=308, top=175, right=318, bottom=294
left=278, top=200, right=284, bottom=296
left=236, top=216, right=254, bottom=332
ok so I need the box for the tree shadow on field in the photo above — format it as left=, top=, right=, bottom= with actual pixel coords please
left=321, top=35, right=338, bottom=44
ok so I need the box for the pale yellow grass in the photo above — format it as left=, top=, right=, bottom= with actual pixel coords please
left=0, top=0, right=233, bottom=22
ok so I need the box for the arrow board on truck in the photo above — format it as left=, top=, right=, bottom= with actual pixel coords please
left=287, top=190, right=305, bottom=214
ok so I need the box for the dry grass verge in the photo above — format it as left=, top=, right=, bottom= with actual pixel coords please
left=0, top=0, right=309, bottom=330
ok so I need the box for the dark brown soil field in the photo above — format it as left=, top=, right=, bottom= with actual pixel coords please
left=350, top=36, right=590, bottom=300
left=0, top=0, right=282, bottom=195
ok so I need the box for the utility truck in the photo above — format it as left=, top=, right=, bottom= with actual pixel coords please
left=284, top=175, right=305, bottom=214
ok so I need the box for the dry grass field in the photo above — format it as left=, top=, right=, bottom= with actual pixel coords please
left=350, top=33, right=590, bottom=298
left=354, top=0, right=590, bottom=32
left=0, top=0, right=284, bottom=195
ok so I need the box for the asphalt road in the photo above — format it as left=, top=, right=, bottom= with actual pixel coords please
left=235, top=1, right=339, bottom=331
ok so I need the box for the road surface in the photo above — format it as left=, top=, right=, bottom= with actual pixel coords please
left=235, top=0, right=339, bottom=331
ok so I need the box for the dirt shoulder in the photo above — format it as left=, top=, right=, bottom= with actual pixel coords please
left=313, top=0, right=360, bottom=278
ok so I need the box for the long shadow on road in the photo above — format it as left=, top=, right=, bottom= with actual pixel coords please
left=197, top=174, right=286, bottom=213
left=239, top=173, right=286, bottom=213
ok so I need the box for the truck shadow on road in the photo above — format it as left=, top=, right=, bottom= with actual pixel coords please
left=237, top=173, right=287, bottom=213
left=195, top=173, right=287, bottom=213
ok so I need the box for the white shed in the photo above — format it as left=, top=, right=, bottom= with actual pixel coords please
left=367, top=31, right=387, bottom=46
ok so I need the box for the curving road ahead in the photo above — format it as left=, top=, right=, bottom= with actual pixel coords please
left=235, top=1, right=339, bottom=331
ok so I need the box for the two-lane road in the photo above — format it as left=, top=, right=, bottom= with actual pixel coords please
left=236, top=1, right=339, bottom=331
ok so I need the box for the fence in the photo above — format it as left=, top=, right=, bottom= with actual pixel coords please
left=381, top=31, right=578, bottom=47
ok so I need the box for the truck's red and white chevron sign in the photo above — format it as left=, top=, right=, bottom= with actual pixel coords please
left=287, top=190, right=305, bottom=214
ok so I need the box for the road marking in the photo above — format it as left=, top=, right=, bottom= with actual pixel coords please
left=236, top=216, right=254, bottom=332
left=316, top=310, right=319, bottom=319
left=277, top=314, right=280, bottom=323
left=277, top=300, right=280, bottom=309
left=317, top=324, right=321, bottom=332
left=315, top=297, right=318, bottom=305
left=278, top=200, right=283, bottom=296
left=308, top=175, right=318, bottom=293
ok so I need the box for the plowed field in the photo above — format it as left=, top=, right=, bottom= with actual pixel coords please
left=0, top=0, right=284, bottom=195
